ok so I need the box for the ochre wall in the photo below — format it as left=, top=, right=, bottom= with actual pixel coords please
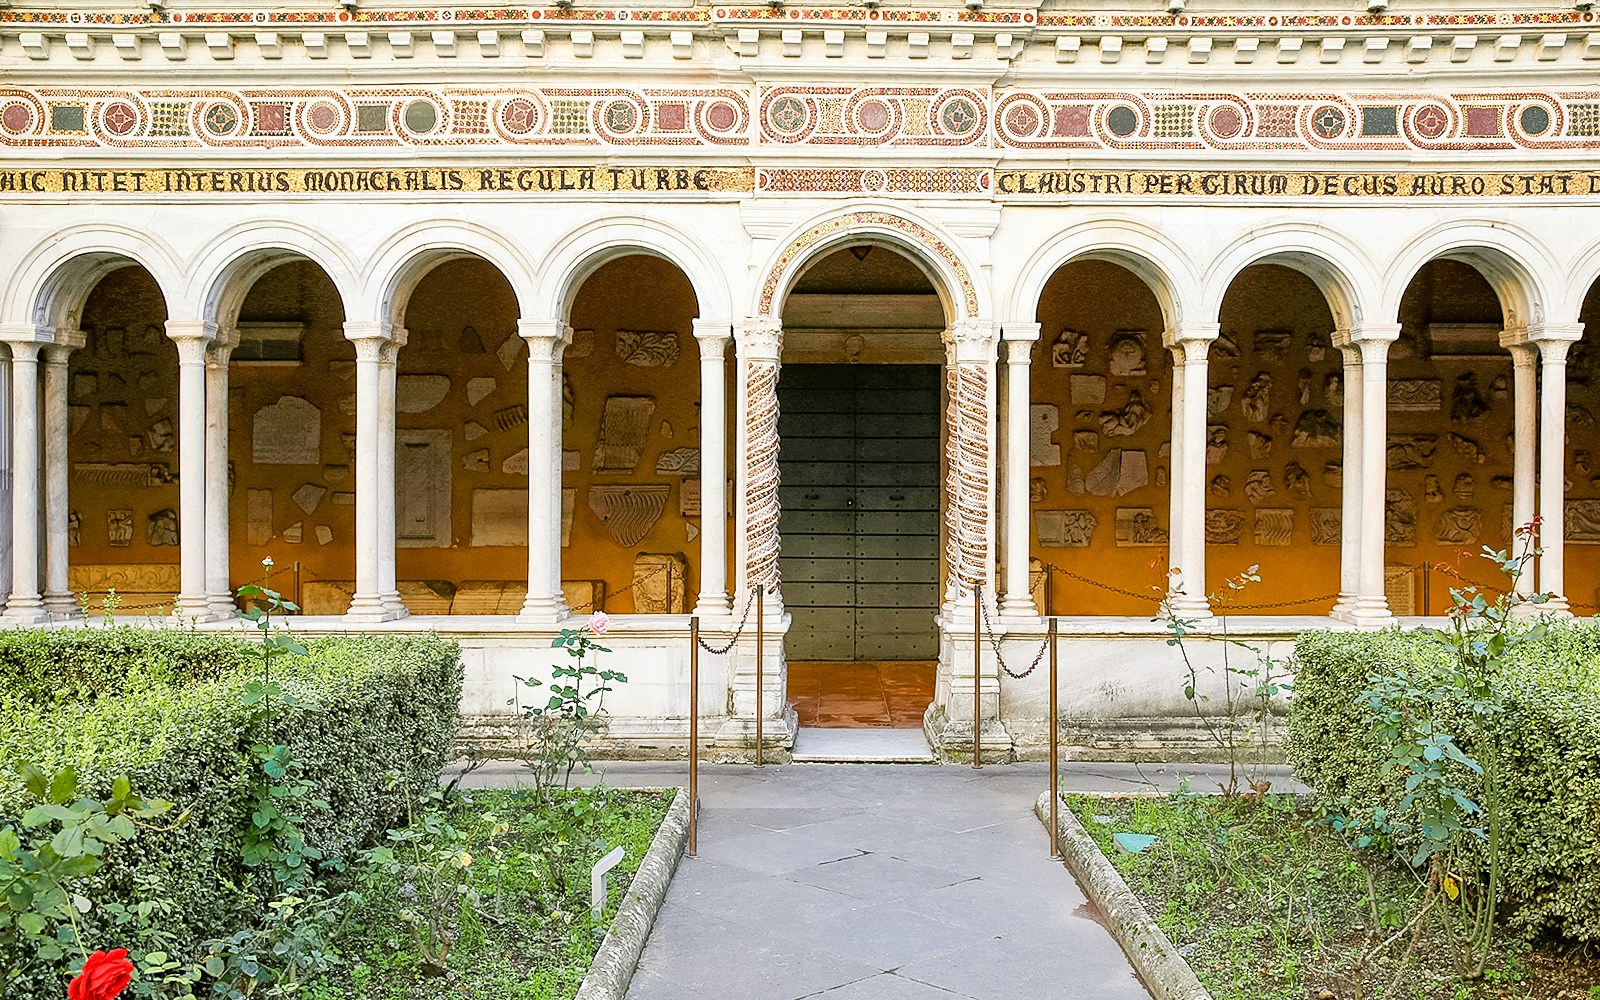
left=1566, top=284, right=1600, bottom=613
left=1030, top=260, right=1174, bottom=616
left=563, top=255, right=702, bottom=613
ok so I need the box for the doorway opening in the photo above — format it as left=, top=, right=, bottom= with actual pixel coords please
left=776, top=243, right=944, bottom=728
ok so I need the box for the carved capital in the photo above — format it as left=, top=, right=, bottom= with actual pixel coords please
left=1527, top=321, right=1584, bottom=345
left=1534, top=336, right=1573, bottom=366
left=165, top=319, right=216, bottom=366
left=738, top=317, right=783, bottom=361
left=350, top=336, right=386, bottom=364
left=518, top=318, right=566, bottom=365
left=945, top=318, right=997, bottom=364
left=342, top=319, right=396, bottom=344
left=692, top=318, right=733, bottom=359
left=40, top=343, right=75, bottom=367
left=1000, top=322, right=1042, bottom=343
left=1348, top=321, right=1402, bottom=345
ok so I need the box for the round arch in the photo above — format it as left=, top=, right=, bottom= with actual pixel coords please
left=537, top=217, right=730, bottom=327
left=1382, top=221, right=1560, bottom=331
left=1007, top=219, right=1199, bottom=337
left=1560, top=233, right=1600, bottom=324
left=1199, top=225, right=1379, bottom=332
left=2, top=224, right=183, bottom=332
left=185, top=221, right=362, bottom=333
left=755, top=206, right=982, bottom=322
left=363, top=221, right=540, bottom=332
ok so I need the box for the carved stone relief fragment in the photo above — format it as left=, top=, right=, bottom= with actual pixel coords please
left=593, top=397, right=658, bottom=473
left=1437, top=506, right=1482, bottom=544
left=107, top=510, right=133, bottom=548
left=632, top=553, right=688, bottom=613
left=1423, top=475, right=1445, bottom=502
left=246, top=490, right=272, bottom=545
left=1447, top=433, right=1488, bottom=464
left=1247, top=432, right=1272, bottom=460
left=1385, top=490, right=1418, bottom=545
left=1389, top=379, right=1443, bottom=411
left=616, top=330, right=681, bottom=368
left=1451, top=373, right=1490, bottom=422
left=1387, top=435, right=1439, bottom=469
left=1241, top=373, right=1272, bottom=422
left=1244, top=469, right=1276, bottom=503
left=655, top=448, right=701, bottom=476
left=1051, top=329, right=1087, bottom=368
left=588, top=485, right=670, bottom=545
left=1453, top=473, right=1475, bottom=499
left=1114, top=508, right=1168, bottom=546
left=467, top=377, right=496, bottom=406
left=462, top=449, right=490, bottom=473
left=1205, top=509, right=1245, bottom=544
left=1566, top=499, right=1600, bottom=543
left=1209, top=475, right=1232, bottom=497
left=147, top=508, right=178, bottom=547
left=679, top=480, right=701, bottom=517
left=1291, top=411, right=1341, bottom=448
left=1070, top=375, right=1106, bottom=404
left=68, top=510, right=81, bottom=548
left=1284, top=461, right=1311, bottom=499
left=1253, top=329, right=1292, bottom=361
left=1030, top=478, right=1047, bottom=503
left=397, top=374, right=451, bottom=413
left=1072, top=430, right=1097, bottom=454
left=292, top=483, right=327, bottom=514
left=1207, top=386, right=1234, bottom=418
left=1311, top=508, right=1341, bottom=545
left=464, top=421, right=487, bottom=441
left=1107, top=331, right=1148, bottom=376
left=1254, top=508, right=1294, bottom=546
left=253, top=396, right=321, bottom=465
left=1035, top=509, right=1097, bottom=547
left=501, top=448, right=529, bottom=475
left=1323, top=462, right=1342, bottom=488
left=1030, top=405, right=1061, bottom=466
left=1206, top=425, right=1228, bottom=465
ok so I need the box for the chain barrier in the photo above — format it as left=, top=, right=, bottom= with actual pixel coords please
left=1046, top=563, right=1160, bottom=604
left=695, top=587, right=759, bottom=655
left=977, top=590, right=1049, bottom=679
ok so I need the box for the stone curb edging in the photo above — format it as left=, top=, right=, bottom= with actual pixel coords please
left=1034, top=791, right=1214, bottom=1000
left=575, top=786, right=691, bottom=1000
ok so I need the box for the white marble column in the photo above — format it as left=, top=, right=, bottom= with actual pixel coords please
left=41, top=341, right=78, bottom=615
left=1330, top=339, right=1363, bottom=617
left=1532, top=324, right=1583, bottom=613
left=204, top=334, right=235, bottom=616
left=737, top=317, right=784, bottom=614
left=943, top=319, right=999, bottom=612
left=1503, top=336, right=1538, bottom=600
left=4, top=340, right=44, bottom=622
left=548, top=352, right=566, bottom=613
left=1168, top=326, right=1218, bottom=618
left=344, top=326, right=390, bottom=618
left=377, top=337, right=406, bottom=617
left=518, top=320, right=570, bottom=622
left=1344, top=324, right=1400, bottom=625
left=999, top=324, right=1039, bottom=617
left=166, top=321, right=213, bottom=618
left=0, top=349, right=12, bottom=615
left=693, top=319, right=732, bottom=617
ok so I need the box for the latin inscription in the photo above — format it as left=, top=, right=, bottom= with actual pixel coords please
left=994, top=169, right=1598, bottom=198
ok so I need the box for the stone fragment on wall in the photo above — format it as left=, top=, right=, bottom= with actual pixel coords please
left=1322, top=462, right=1342, bottom=488
left=323, top=464, right=349, bottom=484
left=456, top=325, right=485, bottom=354
left=1071, top=374, right=1106, bottom=404
left=1051, top=329, right=1087, bottom=368
left=107, top=510, right=133, bottom=547
left=397, top=375, right=450, bottom=413
left=1311, top=508, right=1341, bottom=545
left=1389, top=379, right=1442, bottom=411
left=253, top=396, right=321, bottom=465
left=679, top=480, right=701, bottom=516
left=246, top=490, right=272, bottom=545
left=1114, top=508, right=1168, bottom=546
left=1116, top=450, right=1148, bottom=495
left=68, top=511, right=81, bottom=548
left=463, top=449, right=490, bottom=473
left=563, top=373, right=574, bottom=429
left=1207, top=386, right=1233, bottom=418
left=561, top=580, right=605, bottom=613
left=1423, top=475, right=1444, bottom=501
left=1085, top=450, right=1121, bottom=496
left=464, top=421, right=487, bottom=441
left=1284, top=461, right=1311, bottom=499
left=563, top=488, right=576, bottom=547
left=1253, top=329, right=1291, bottom=361
left=588, top=484, right=669, bottom=545
left=1447, top=432, right=1488, bottom=464
left=566, top=328, right=595, bottom=359
left=494, top=404, right=528, bottom=431
left=1569, top=404, right=1596, bottom=428
left=1029, top=478, right=1047, bottom=502
left=655, top=447, right=700, bottom=476
left=396, top=430, right=453, bottom=548
left=1254, top=509, right=1294, bottom=546
left=1205, top=509, right=1245, bottom=544
left=292, top=483, right=327, bottom=514
left=467, top=377, right=496, bottom=406
left=1030, top=405, right=1061, bottom=466
left=70, top=405, right=91, bottom=433
left=1241, top=373, right=1272, bottom=422
left=316, top=525, right=333, bottom=546
left=1387, top=435, right=1439, bottom=469
left=1298, top=369, right=1312, bottom=405
left=1325, top=373, right=1343, bottom=408
left=563, top=450, right=580, bottom=472
left=1072, top=430, right=1097, bottom=454
left=1291, top=410, right=1340, bottom=448
left=73, top=463, right=149, bottom=486
left=1107, top=331, right=1147, bottom=376
left=100, top=403, right=126, bottom=433
left=1452, top=473, right=1475, bottom=499
left=1244, top=470, right=1275, bottom=503
left=593, top=396, right=657, bottom=472
left=1385, top=490, right=1418, bottom=545
left=1209, top=475, right=1231, bottom=497
left=128, top=437, right=144, bottom=458
left=332, top=492, right=354, bottom=506
left=69, top=564, right=179, bottom=598
left=1567, top=499, right=1600, bottom=543
left=1101, top=391, right=1150, bottom=437
left=615, top=330, right=681, bottom=368
left=496, top=331, right=524, bottom=371
left=500, top=448, right=528, bottom=474
left=147, top=509, right=178, bottom=547
left=1247, top=432, right=1272, bottom=460
left=147, top=419, right=174, bottom=453
left=686, top=522, right=699, bottom=542
left=1035, top=509, right=1097, bottom=547
left=283, top=522, right=303, bottom=544
left=1451, top=373, right=1490, bottom=422
left=632, top=553, right=688, bottom=613
left=1206, top=425, right=1228, bottom=465
left=470, top=488, right=527, bottom=546
left=1437, top=506, right=1482, bottom=544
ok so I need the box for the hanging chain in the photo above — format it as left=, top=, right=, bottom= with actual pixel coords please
left=1046, top=563, right=1162, bottom=604
left=695, top=587, right=760, bottom=655
left=977, top=589, right=1049, bottom=679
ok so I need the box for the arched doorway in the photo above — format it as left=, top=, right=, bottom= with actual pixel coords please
left=778, top=243, right=944, bottom=728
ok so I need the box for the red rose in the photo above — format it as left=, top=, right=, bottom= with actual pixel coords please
left=68, top=949, right=133, bottom=1000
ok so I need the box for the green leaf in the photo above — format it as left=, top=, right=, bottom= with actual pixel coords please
left=47, top=767, right=77, bottom=805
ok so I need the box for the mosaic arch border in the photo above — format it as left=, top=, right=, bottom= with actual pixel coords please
left=757, top=210, right=979, bottom=320
left=1379, top=220, right=1561, bottom=330
left=535, top=216, right=734, bottom=326
left=1197, top=225, right=1380, bottom=333
left=1006, top=217, right=1197, bottom=336
left=361, top=220, right=540, bottom=329
left=185, top=221, right=363, bottom=331
left=2, top=223, right=185, bottom=331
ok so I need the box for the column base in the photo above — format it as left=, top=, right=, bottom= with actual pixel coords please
left=1328, top=596, right=1392, bottom=628
left=1165, top=595, right=1214, bottom=620
left=379, top=592, right=410, bottom=619
left=922, top=702, right=1014, bottom=764
left=206, top=592, right=238, bottom=618
left=1538, top=595, right=1572, bottom=617
left=517, top=594, right=571, bottom=625
left=712, top=705, right=798, bottom=759
left=1328, top=591, right=1359, bottom=618
left=999, top=595, right=1038, bottom=618
left=174, top=594, right=221, bottom=621
left=692, top=592, right=732, bottom=619
left=3, top=597, right=48, bottom=625
left=345, top=593, right=407, bottom=622
left=43, top=592, right=78, bottom=617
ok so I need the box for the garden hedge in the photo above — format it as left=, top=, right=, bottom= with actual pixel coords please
left=1289, top=621, right=1600, bottom=942
left=0, top=626, right=464, bottom=944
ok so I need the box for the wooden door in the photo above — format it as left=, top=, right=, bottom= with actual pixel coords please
left=779, top=365, right=940, bottom=660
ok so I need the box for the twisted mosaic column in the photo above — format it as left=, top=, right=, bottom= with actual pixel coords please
left=740, top=319, right=784, bottom=605
left=945, top=320, right=997, bottom=603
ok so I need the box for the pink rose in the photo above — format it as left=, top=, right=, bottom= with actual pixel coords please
left=588, top=611, right=609, bottom=635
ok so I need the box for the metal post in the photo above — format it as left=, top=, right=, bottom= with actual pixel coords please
left=973, top=581, right=982, bottom=770
left=1045, top=563, right=1055, bottom=619
left=1048, top=615, right=1059, bottom=859
left=689, top=615, right=699, bottom=858
left=755, top=583, right=765, bottom=767
left=1422, top=562, right=1430, bottom=616
left=294, top=561, right=302, bottom=613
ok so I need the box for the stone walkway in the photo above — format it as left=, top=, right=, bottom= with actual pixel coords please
left=467, top=760, right=1302, bottom=1000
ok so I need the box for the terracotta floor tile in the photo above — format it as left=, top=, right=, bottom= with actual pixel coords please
left=788, top=660, right=934, bottom=729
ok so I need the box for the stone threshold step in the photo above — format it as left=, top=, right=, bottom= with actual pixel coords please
left=790, top=727, right=937, bottom=763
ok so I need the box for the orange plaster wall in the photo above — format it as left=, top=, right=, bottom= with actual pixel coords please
left=1030, top=260, right=1174, bottom=616
left=1563, top=284, right=1600, bottom=613
left=562, top=256, right=702, bottom=613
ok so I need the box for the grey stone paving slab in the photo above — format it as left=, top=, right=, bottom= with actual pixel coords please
left=811, top=972, right=978, bottom=999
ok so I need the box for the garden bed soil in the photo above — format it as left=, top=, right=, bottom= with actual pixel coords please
left=1068, top=793, right=1600, bottom=1000
left=308, top=786, right=674, bottom=1000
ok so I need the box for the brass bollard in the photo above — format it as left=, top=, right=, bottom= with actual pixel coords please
left=689, top=615, right=698, bottom=858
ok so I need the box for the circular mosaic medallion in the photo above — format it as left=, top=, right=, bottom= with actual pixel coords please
left=2, top=102, right=35, bottom=134
left=1519, top=104, right=1552, bottom=136
left=602, top=99, right=638, bottom=134
left=1411, top=104, right=1450, bottom=139
left=305, top=102, right=341, bottom=134
left=1105, top=105, right=1139, bottom=138
left=501, top=98, right=539, bottom=135
left=1004, top=102, right=1042, bottom=138
left=938, top=97, right=980, bottom=136
left=704, top=100, right=739, bottom=132
left=768, top=96, right=808, bottom=134
left=404, top=100, right=438, bottom=134
left=861, top=168, right=887, bottom=193
left=1207, top=105, right=1244, bottom=140
left=201, top=102, right=239, bottom=136
left=857, top=99, right=891, bottom=133
left=100, top=101, right=139, bottom=136
left=1309, top=105, right=1347, bottom=139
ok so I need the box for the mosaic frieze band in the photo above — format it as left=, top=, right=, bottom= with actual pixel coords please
left=5, top=85, right=1600, bottom=151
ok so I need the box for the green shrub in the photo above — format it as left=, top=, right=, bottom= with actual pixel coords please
left=1289, top=621, right=1600, bottom=942
left=0, top=627, right=464, bottom=951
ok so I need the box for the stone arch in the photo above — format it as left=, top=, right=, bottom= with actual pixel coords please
left=1383, top=221, right=1560, bottom=332
left=1007, top=219, right=1198, bottom=337
left=1560, top=233, right=1600, bottom=325
left=186, top=221, right=362, bottom=333
left=3, top=224, right=183, bottom=333
left=536, top=217, right=729, bottom=327
left=363, top=221, right=539, bottom=332
left=756, top=206, right=981, bottom=322
left=1200, top=225, right=1378, bottom=333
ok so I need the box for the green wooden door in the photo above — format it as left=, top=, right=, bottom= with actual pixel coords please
left=779, top=365, right=941, bottom=660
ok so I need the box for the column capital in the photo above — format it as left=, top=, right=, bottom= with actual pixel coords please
left=738, top=316, right=783, bottom=360
left=40, top=342, right=76, bottom=365
left=1534, top=336, right=1574, bottom=365
left=51, top=327, right=86, bottom=352
left=165, top=318, right=218, bottom=344
left=342, top=319, right=399, bottom=343
left=1000, top=322, right=1042, bottom=343
left=1527, top=321, right=1584, bottom=344
left=1165, top=322, right=1220, bottom=348
left=1003, top=337, right=1035, bottom=364
left=517, top=317, right=567, bottom=343
left=1337, top=322, right=1402, bottom=347
left=350, top=336, right=386, bottom=363
left=206, top=336, right=235, bottom=369
left=0, top=322, right=53, bottom=344
left=945, top=318, right=997, bottom=363
left=692, top=318, right=733, bottom=358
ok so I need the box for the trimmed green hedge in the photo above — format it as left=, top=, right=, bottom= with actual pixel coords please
left=0, top=627, right=463, bottom=944
left=1289, top=622, right=1600, bottom=942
